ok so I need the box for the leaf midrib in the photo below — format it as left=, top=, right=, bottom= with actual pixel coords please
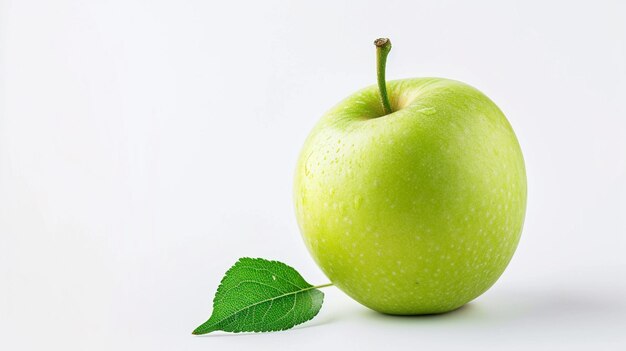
left=213, top=265, right=306, bottom=305
left=195, top=283, right=318, bottom=333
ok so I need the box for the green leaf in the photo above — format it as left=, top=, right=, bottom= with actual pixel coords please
left=192, top=258, right=327, bottom=334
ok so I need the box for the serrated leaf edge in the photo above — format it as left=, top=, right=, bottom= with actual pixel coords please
left=192, top=257, right=326, bottom=335
left=193, top=285, right=323, bottom=334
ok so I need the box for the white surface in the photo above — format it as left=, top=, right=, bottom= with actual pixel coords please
left=1, top=0, right=625, bottom=350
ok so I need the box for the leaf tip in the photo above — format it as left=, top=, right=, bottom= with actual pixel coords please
left=191, top=324, right=212, bottom=335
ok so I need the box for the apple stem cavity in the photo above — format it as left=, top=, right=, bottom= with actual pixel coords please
left=374, top=37, right=393, bottom=115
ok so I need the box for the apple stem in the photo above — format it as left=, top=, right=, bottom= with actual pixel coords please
left=375, top=38, right=393, bottom=115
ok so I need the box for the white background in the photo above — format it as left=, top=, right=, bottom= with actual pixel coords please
left=1, top=1, right=625, bottom=350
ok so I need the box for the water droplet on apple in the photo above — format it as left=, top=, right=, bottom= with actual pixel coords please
left=420, top=107, right=437, bottom=115
left=299, top=193, right=306, bottom=206
left=353, top=195, right=363, bottom=209
left=304, top=152, right=313, bottom=176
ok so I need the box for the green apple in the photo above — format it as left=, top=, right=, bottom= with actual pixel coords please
left=294, top=38, right=526, bottom=315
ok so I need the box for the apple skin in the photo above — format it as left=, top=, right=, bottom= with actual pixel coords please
left=294, top=78, right=526, bottom=315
